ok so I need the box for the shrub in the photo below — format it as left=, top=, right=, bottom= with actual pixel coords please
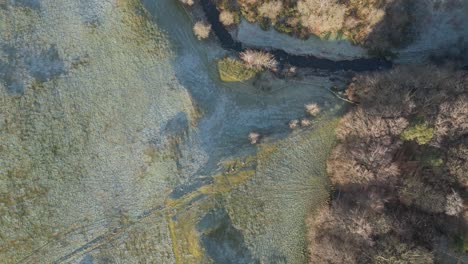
left=258, top=1, right=283, bottom=22
left=289, top=119, right=299, bottom=129
left=217, top=57, right=258, bottom=82
left=239, top=50, right=277, bottom=70
left=179, top=0, right=194, bottom=6
left=193, top=21, right=211, bottom=40
left=301, top=118, right=311, bottom=127
left=305, top=103, right=320, bottom=116
left=219, top=10, right=236, bottom=26
left=400, top=120, right=434, bottom=145
left=297, top=0, right=346, bottom=38
left=248, top=132, right=260, bottom=144
left=274, top=21, right=295, bottom=34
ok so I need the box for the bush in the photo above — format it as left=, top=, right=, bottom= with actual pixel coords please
left=179, top=0, right=194, bottom=6
left=193, top=21, right=211, bottom=40
left=400, top=120, right=434, bottom=145
left=219, top=10, right=236, bottom=26
left=217, top=57, right=258, bottom=82
left=305, top=103, right=320, bottom=116
left=239, top=50, right=277, bottom=70
left=289, top=119, right=299, bottom=129
left=274, top=21, right=295, bottom=34
left=301, top=118, right=311, bottom=127
left=258, top=1, right=283, bottom=22
left=248, top=132, right=260, bottom=144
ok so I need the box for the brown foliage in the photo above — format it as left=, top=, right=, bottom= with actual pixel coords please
left=435, top=94, right=468, bottom=141
left=219, top=10, right=236, bottom=26
left=447, top=139, right=468, bottom=188
left=239, top=49, right=277, bottom=69
left=308, top=66, right=468, bottom=264
left=336, top=108, right=409, bottom=140
left=193, top=21, right=211, bottom=40
left=307, top=205, right=370, bottom=264
left=232, top=0, right=414, bottom=51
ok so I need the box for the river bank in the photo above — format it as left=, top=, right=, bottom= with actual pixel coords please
left=199, top=0, right=393, bottom=72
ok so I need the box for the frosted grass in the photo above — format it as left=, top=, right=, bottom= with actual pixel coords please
left=0, top=1, right=193, bottom=262
left=1, top=0, right=345, bottom=262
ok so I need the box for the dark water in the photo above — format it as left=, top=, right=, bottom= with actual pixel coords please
left=197, top=208, right=258, bottom=264
left=200, top=0, right=393, bottom=72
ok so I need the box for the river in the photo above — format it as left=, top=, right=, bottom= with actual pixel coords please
left=141, top=0, right=346, bottom=263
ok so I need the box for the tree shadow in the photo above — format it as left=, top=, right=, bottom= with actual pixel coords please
left=365, top=0, right=418, bottom=57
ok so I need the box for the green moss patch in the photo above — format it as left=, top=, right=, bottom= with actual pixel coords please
left=217, top=57, right=259, bottom=82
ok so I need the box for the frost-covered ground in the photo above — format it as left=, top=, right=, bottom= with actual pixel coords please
left=1, top=0, right=192, bottom=262
left=236, top=19, right=370, bottom=60
left=396, top=0, right=468, bottom=64
left=0, top=0, right=344, bottom=263
left=145, top=0, right=344, bottom=262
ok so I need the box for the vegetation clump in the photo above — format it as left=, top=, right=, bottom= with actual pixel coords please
left=239, top=49, right=277, bottom=70
left=220, top=0, right=413, bottom=53
left=308, top=66, right=468, bottom=263
left=179, top=0, right=194, bottom=6
left=305, top=103, right=320, bottom=116
left=400, top=119, right=434, bottom=145
left=219, top=10, right=237, bottom=26
left=217, top=50, right=278, bottom=82
left=300, top=118, right=311, bottom=127
left=213, top=0, right=241, bottom=26
left=193, top=21, right=211, bottom=40
left=257, top=1, right=282, bottom=22
left=289, top=119, right=299, bottom=129
left=248, top=132, right=261, bottom=144
left=217, top=57, right=259, bottom=82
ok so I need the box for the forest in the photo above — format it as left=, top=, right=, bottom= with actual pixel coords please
left=308, top=66, right=467, bottom=263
